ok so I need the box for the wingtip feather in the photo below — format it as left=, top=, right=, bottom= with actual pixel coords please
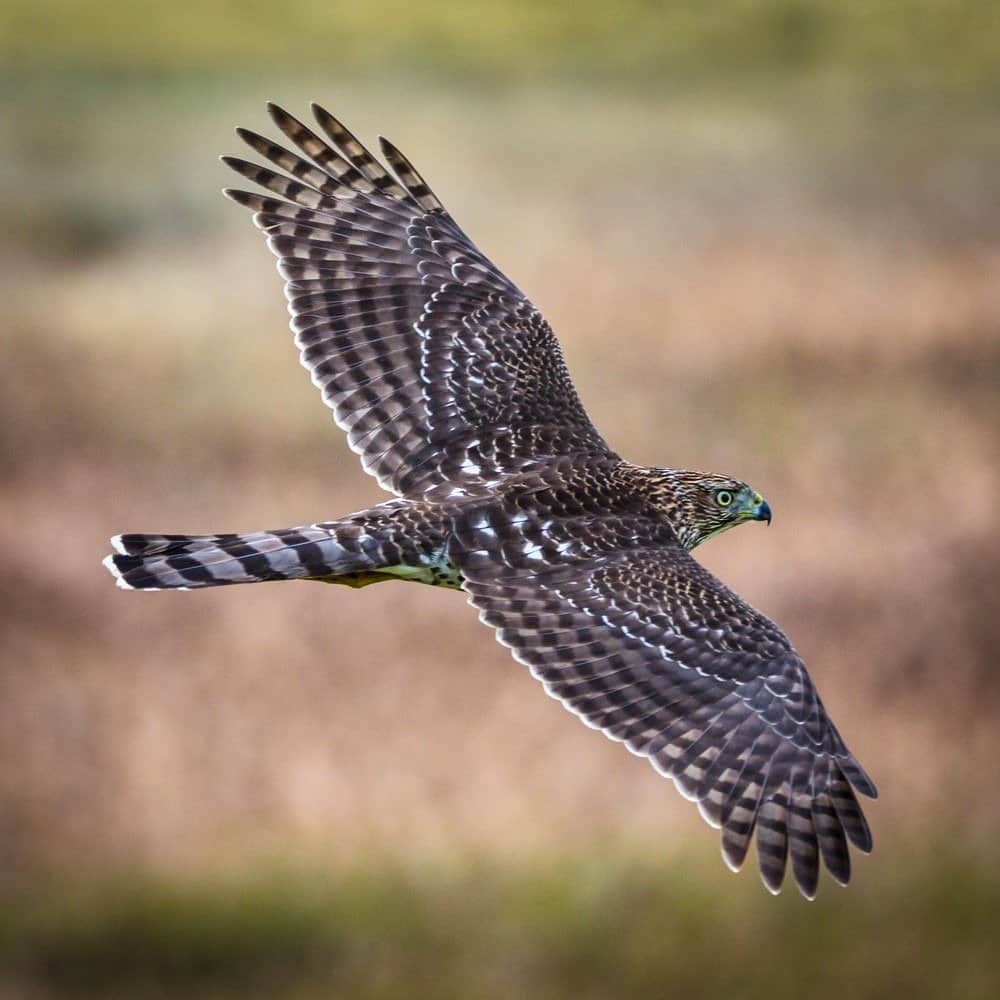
left=761, top=877, right=782, bottom=897
left=720, top=843, right=744, bottom=874
left=266, top=101, right=293, bottom=126
left=310, top=101, right=337, bottom=126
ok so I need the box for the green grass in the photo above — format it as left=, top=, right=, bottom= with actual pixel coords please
left=3, top=855, right=999, bottom=999
left=2, top=0, right=999, bottom=103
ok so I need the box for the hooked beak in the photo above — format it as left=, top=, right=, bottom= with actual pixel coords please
left=751, top=495, right=772, bottom=525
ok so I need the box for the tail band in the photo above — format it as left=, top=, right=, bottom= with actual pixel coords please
left=104, top=527, right=347, bottom=590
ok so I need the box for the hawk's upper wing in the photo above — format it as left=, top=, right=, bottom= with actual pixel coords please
left=223, top=104, right=611, bottom=498
left=450, top=502, right=876, bottom=898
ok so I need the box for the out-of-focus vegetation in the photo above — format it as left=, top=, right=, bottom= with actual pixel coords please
left=3, top=856, right=1000, bottom=999
left=2, top=2, right=1000, bottom=997
left=3, top=0, right=1000, bottom=102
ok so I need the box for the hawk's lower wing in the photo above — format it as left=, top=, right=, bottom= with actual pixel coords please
left=451, top=508, right=876, bottom=898
left=224, top=104, right=610, bottom=497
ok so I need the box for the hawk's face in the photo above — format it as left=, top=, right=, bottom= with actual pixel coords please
left=651, top=470, right=771, bottom=550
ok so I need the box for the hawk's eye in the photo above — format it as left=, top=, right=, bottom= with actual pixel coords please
left=715, top=490, right=734, bottom=508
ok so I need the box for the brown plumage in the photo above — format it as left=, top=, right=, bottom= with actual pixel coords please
left=104, top=103, right=875, bottom=898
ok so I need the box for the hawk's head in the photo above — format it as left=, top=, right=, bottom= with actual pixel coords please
left=649, top=469, right=771, bottom=550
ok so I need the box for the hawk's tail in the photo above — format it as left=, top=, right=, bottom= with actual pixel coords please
left=103, top=526, right=366, bottom=590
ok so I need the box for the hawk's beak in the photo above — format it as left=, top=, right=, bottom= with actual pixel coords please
left=751, top=497, right=772, bottom=525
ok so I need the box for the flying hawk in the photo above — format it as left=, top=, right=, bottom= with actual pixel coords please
left=104, top=103, right=875, bottom=898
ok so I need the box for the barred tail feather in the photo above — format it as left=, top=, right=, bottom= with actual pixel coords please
left=103, top=527, right=351, bottom=590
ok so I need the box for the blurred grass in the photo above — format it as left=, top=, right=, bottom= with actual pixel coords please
left=2, top=855, right=999, bottom=999
left=3, top=0, right=1000, bottom=103
left=3, top=4, right=1000, bottom=997
left=2, top=80, right=999, bottom=875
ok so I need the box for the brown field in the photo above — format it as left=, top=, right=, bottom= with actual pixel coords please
left=2, top=75, right=999, bottom=997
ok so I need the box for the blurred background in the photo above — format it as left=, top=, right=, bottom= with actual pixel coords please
left=2, top=1, right=999, bottom=997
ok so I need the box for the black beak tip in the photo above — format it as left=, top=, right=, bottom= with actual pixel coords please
left=757, top=501, right=772, bottom=525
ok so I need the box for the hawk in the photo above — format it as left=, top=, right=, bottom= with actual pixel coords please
left=104, top=103, right=875, bottom=898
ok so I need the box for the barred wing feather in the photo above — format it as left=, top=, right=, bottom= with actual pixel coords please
left=451, top=507, right=876, bottom=898
left=224, top=103, right=609, bottom=497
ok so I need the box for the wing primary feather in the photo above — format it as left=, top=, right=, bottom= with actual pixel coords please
left=828, top=761, right=874, bottom=853
left=719, top=737, right=773, bottom=874
left=221, top=156, right=327, bottom=209
left=787, top=761, right=821, bottom=899
left=311, top=104, right=410, bottom=198
left=378, top=136, right=446, bottom=213
left=266, top=103, right=373, bottom=191
left=812, top=756, right=853, bottom=886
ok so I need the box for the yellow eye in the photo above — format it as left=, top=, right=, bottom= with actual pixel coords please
left=716, top=490, right=734, bottom=507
